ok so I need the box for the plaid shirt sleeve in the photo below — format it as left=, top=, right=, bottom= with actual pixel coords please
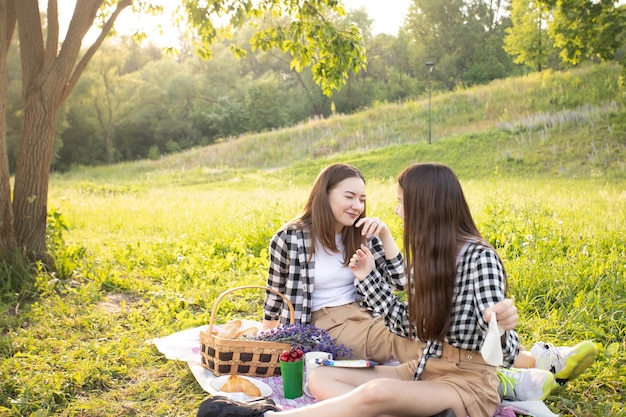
left=263, top=227, right=310, bottom=324
left=264, top=230, right=290, bottom=319
left=355, top=238, right=411, bottom=338
left=368, top=236, right=407, bottom=290
left=467, top=245, right=520, bottom=367
left=449, top=243, right=520, bottom=367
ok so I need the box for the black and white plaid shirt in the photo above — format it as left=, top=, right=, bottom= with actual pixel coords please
left=356, top=240, right=520, bottom=380
left=263, top=224, right=406, bottom=324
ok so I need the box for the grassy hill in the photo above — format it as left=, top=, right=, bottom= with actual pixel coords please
left=59, top=62, right=625, bottom=185
left=1, top=63, right=624, bottom=417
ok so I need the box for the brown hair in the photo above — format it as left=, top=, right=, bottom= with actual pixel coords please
left=397, top=163, right=503, bottom=342
left=291, top=164, right=366, bottom=264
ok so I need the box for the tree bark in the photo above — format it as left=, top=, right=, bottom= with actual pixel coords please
left=12, top=91, right=57, bottom=258
left=0, top=1, right=17, bottom=254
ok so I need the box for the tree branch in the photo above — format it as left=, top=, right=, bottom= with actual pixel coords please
left=14, top=0, right=45, bottom=90
left=57, top=0, right=103, bottom=67
left=0, top=0, right=16, bottom=55
left=63, top=0, right=132, bottom=102
left=43, top=0, right=59, bottom=70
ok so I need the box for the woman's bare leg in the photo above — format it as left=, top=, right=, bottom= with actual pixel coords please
left=514, top=347, right=537, bottom=368
left=266, top=378, right=467, bottom=417
left=308, top=364, right=401, bottom=400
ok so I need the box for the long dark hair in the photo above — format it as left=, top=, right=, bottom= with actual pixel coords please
left=397, top=163, right=503, bottom=342
left=291, top=164, right=366, bottom=264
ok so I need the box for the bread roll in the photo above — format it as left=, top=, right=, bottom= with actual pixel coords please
left=219, top=374, right=262, bottom=397
left=216, top=319, right=242, bottom=339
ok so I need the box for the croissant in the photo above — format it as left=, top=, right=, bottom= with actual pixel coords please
left=219, top=374, right=262, bottom=397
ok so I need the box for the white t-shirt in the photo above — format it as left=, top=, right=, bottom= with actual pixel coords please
left=311, top=234, right=357, bottom=312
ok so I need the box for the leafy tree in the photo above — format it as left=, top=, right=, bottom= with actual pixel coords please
left=0, top=0, right=366, bottom=265
left=537, top=0, right=626, bottom=65
left=205, top=94, right=249, bottom=138
left=56, top=76, right=106, bottom=171
left=403, top=0, right=516, bottom=89
left=57, top=37, right=164, bottom=169
left=91, top=43, right=132, bottom=164
left=120, top=36, right=162, bottom=74
left=244, top=73, right=293, bottom=131
left=504, top=0, right=556, bottom=71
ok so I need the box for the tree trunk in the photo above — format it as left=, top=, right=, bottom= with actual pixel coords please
left=0, top=0, right=17, bottom=255
left=6, top=0, right=131, bottom=262
left=0, top=75, right=16, bottom=254
left=12, top=90, right=58, bottom=259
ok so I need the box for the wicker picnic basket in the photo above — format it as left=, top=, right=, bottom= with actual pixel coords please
left=199, top=285, right=295, bottom=377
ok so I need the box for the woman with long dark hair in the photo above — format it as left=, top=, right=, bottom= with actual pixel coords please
left=262, top=163, right=417, bottom=363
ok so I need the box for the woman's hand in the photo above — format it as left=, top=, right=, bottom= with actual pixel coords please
left=353, top=217, right=401, bottom=260
left=349, top=243, right=376, bottom=281
left=354, top=217, right=389, bottom=238
left=484, top=298, right=518, bottom=331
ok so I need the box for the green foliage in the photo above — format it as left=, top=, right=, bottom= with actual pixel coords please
left=147, top=145, right=160, bottom=160
left=504, top=0, right=558, bottom=71
left=403, top=0, right=518, bottom=89
left=0, top=207, right=77, bottom=309
left=35, top=1, right=622, bottom=171
left=181, top=0, right=366, bottom=96
left=45, top=208, right=89, bottom=286
left=549, top=0, right=626, bottom=65
left=0, top=252, right=36, bottom=308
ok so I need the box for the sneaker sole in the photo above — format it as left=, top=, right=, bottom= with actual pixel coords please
left=554, top=340, right=598, bottom=381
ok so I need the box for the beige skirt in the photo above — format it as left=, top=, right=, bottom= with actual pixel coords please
left=394, top=343, right=500, bottom=417
left=310, top=302, right=421, bottom=364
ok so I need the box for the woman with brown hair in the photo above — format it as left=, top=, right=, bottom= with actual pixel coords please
left=262, top=163, right=417, bottom=363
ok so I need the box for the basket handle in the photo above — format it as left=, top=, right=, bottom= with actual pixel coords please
left=207, top=285, right=296, bottom=336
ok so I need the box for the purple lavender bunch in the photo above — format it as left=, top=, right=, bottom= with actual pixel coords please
left=252, top=323, right=353, bottom=359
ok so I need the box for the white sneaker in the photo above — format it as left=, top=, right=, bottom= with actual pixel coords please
left=498, top=367, right=554, bottom=401
left=530, top=340, right=598, bottom=382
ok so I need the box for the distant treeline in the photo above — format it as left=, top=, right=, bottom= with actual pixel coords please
left=5, top=0, right=625, bottom=172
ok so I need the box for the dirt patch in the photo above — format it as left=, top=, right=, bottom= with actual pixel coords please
left=98, top=293, right=137, bottom=314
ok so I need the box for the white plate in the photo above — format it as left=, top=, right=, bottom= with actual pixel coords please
left=211, top=375, right=273, bottom=399
left=303, top=383, right=314, bottom=398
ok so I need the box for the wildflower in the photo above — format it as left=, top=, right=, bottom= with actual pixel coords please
left=252, top=323, right=353, bottom=358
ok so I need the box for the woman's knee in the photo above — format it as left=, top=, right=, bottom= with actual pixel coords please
left=355, top=378, right=398, bottom=404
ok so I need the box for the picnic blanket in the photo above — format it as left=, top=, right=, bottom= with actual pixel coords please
left=151, top=326, right=558, bottom=416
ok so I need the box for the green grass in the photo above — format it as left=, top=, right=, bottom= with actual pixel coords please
left=1, top=63, right=625, bottom=416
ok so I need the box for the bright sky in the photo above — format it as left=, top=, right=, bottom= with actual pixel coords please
left=116, top=0, right=412, bottom=41
left=341, top=0, right=412, bottom=34
left=52, top=1, right=412, bottom=46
